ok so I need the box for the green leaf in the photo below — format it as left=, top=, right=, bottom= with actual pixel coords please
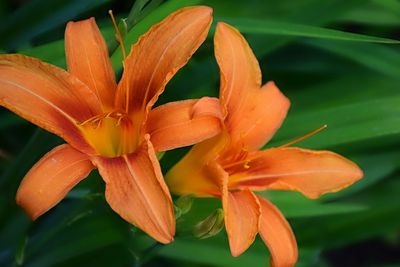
left=241, top=0, right=368, bottom=56
left=261, top=191, right=367, bottom=218
left=21, top=40, right=65, bottom=68
left=219, top=17, right=400, bottom=44
left=283, top=71, right=400, bottom=112
left=25, top=214, right=125, bottom=267
left=0, top=112, right=26, bottom=130
left=338, top=4, right=400, bottom=26
left=159, top=239, right=265, bottom=267
left=296, top=177, right=400, bottom=248
left=0, top=129, right=61, bottom=192
left=270, top=96, right=400, bottom=150
left=19, top=26, right=115, bottom=67
left=159, top=237, right=317, bottom=267
left=15, top=236, right=27, bottom=266
left=0, top=0, right=111, bottom=50
left=305, top=40, right=400, bottom=79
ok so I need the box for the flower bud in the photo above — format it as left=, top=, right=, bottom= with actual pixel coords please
left=193, top=209, right=224, bottom=239
left=175, top=195, right=193, bottom=215
left=174, top=205, right=182, bottom=219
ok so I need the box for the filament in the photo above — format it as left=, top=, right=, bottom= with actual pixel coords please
left=109, top=10, right=127, bottom=61
left=279, top=124, right=327, bottom=148
left=109, top=10, right=130, bottom=113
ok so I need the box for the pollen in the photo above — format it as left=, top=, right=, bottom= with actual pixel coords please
left=243, top=160, right=251, bottom=169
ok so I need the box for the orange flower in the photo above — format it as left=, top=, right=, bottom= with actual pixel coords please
left=166, top=22, right=363, bottom=266
left=0, top=6, right=222, bottom=244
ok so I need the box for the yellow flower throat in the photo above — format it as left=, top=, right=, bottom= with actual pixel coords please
left=78, top=111, right=138, bottom=157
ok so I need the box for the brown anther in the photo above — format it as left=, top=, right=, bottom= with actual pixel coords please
left=243, top=160, right=250, bottom=169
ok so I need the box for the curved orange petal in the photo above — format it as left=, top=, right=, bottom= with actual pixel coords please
left=230, top=147, right=364, bottom=199
left=225, top=82, right=290, bottom=154
left=65, top=18, right=117, bottom=111
left=166, top=134, right=228, bottom=197
left=16, top=144, right=94, bottom=220
left=93, top=135, right=175, bottom=244
left=214, top=22, right=261, bottom=116
left=256, top=195, right=298, bottom=267
left=0, top=54, right=102, bottom=153
left=222, top=188, right=260, bottom=257
left=115, top=6, right=213, bottom=122
left=147, top=97, right=223, bottom=151
left=215, top=23, right=290, bottom=153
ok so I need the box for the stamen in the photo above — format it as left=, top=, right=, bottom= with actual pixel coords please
left=222, top=150, right=250, bottom=170
left=77, top=114, right=103, bottom=127
left=109, top=9, right=129, bottom=113
left=78, top=112, right=126, bottom=128
left=116, top=114, right=124, bottom=126
left=109, top=10, right=127, bottom=62
left=124, top=80, right=130, bottom=113
left=279, top=124, right=327, bottom=148
left=243, top=160, right=250, bottom=169
left=222, top=125, right=327, bottom=171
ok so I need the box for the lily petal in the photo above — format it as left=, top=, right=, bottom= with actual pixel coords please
left=166, top=134, right=228, bottom=197
left=147, top=97, right=223, bottom=151
left=65, top=18, right=117, bottom=111
left=215, top=23, right=290, bottom=152
left=214, top=22, right=261, bottom=116
left=223, top=188, right=260, bottom=257
left=115, top=6, right=213, bottom=122
left=256, top=195, right=298, bottom=267
left=230, top=147, right=364, bottom=199
left=0, top=54, right=102, bottom=153
left=93, top=135, right=175, bottom=244
left=16, top=144, right=94, bottom=220
left=215, top=162, right=258, bottom=257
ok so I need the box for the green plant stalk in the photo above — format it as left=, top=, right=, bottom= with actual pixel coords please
left=107, top=0, right=163, bottom=54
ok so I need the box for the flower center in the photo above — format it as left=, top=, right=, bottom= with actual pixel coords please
left=222, top=151, right=251, bottom=176
left=78, top=111, right=138, bottom=157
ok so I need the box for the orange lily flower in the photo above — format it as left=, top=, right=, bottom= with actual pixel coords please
left=0, top=6, right=222, bottom=244
left=166, top=22, right=364, bottom=266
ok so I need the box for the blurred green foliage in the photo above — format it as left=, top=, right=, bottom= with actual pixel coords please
left=1, top=0, right=400, bottom=266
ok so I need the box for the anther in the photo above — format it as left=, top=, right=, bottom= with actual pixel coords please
left=279, top=124, right=328, bottom=148
left=109, top=10, right=127, bottom=62
left=243, top=160, right=250, bottom=169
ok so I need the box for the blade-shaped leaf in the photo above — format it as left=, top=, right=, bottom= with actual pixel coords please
left=218, top=17, right=400, bottom=44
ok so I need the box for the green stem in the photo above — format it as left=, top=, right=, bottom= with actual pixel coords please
left=108, top=0, right=163, bottom=55
left=135, top=242, right=164, bottom=267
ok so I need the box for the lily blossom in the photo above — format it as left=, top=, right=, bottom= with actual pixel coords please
left=166, top=22, right=363, bottom=266
left=0, top=6, right=222, bottom=244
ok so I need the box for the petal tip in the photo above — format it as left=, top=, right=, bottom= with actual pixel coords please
left=160, top=235, right=174, bottom=244
left=65, top=17, right=97, bottom=37
left=67, top=17, right=95, bottom=25
left=15, top=194, right=41, bottom=221
left=184, top=6, right=213, bottom=26
left=216, top=21, right=229, bottom=29
left=355, top=165, right=364, bottom=180
left=190, top=5, right=213, bottom=15
left=215, top=22, right=239, bottom=35
left=265, top=81, right=291, bottom=108
left=154, top=227, right=175, bottom=244
left=230, top=248, right=244, bottom=258
left=178, top=6, right=213, bottom=21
